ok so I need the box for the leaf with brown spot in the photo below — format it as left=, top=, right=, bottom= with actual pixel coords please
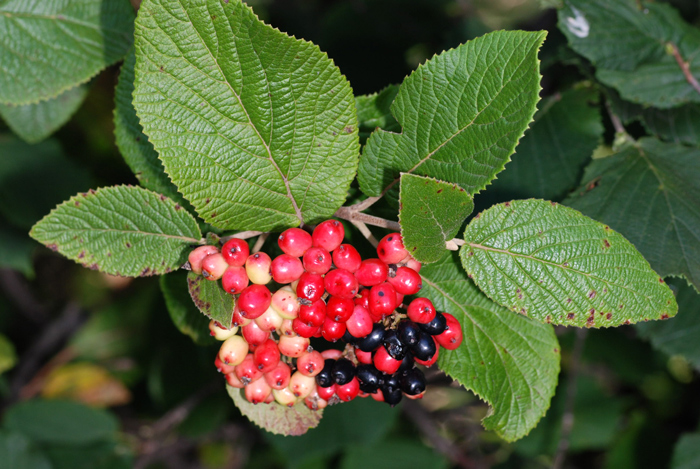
left=187, top=272, right=235, bottom=327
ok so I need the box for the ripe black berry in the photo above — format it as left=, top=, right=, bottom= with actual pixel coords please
left=397, top=354, right=414, bottom=374
left=332, top=358, right=356, bottom=385
left=410, top=331, right=437, bottom=361
left=397, top=320, right=421, bottom=346
left=342, top=329, right=359, bottom=344
left=400, top=368, right=426, bottom=395
left=382, top=330, right=406, bottom=360
left=356, top=323, right=385, bottom=352
left=315, top=359, right=335, bottom=388
left=419, top=311, right=447, bottom=335
left=381, top=385, right=403, bottom=407
left=356, top=364, right=381, bottom=393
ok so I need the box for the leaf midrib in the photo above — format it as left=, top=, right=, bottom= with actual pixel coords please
left=37, top=226, right=200, bottom=243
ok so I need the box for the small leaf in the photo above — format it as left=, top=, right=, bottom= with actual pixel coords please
left=358, top=30, right=546, bottom=199
left=641, top=104, right=700, bottom=146
left=162, top=271, right=217, bottom=345
left=0, top=84, right=90, bottom=144
left=398, top=173, right=473, bottom=263
left=460, top=199, right=677, bottom=327
left=0, top=431, right=52, bottom=469
left=355, top=85, right=400, bottom=142
left=671, top=432, right=700, bottom=469
left=30, top=185, right=202, bottom=277
left=3, top=400, right=118, bottom=445
left=565, top=138, right=700, bottom=291
left=0, top=0, right=134, bottom=105
left=187, top=272, right=235, bottom=328
left=0, top=333, right=17, bottom=375
left=133, top=0, right=359, bottom=231
left=420, top=253, right=560, bottom=441
left=227, top=385, right=322, bottom=436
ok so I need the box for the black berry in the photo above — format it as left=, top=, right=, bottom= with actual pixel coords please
left=382, top=329, right=406, bottom=360
left=419, top=311, right=447, bottom=335
left=332, top=358, right=356, bottom=385
left=410, top=331, right=437, bottom=361
left=356, top=364, right=381, bottom=393
left=356, top=323, right=385, bottom=352
left=400, top=368, right=426, bottom=395
left=398, top=320, right=421, bottom=346
left=315, top=359, right=335, bottom=387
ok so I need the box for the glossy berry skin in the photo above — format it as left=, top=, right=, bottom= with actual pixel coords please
left=321, top=317, right=346, bottom=342
left=312, top=220, right=345, bottom=252
left=405, top=258, right=421, bottom=273
left=332, top=244, right=362, bottom=272
left=387, top=266, right=422, bottom=295
left=356, top=364, right=381, bottom=393
left=254, top=307, right=283, bottom=332
left=410, top=331, right=438, bottom=362
left=221, top=238, right=250, bottom=266
left=324, top=269, right=359, bottom=300
left=321, top=349, right=343, bottom=360
left=241, top=320, right=269, bottom=347
left=435, top=312, right=463, bottom=350
left=298, top=300, right=326, bottom=327
left=215, top=356, right=236, bottom=374
left=270, top=288, right=300, bottom=320
left=264, top=362, right=292, bottom=390
left=292, top=318, right=319, bottom=338
left=368, top=282, right=397, bottom=318
left=232, top=308, right=251, bottom=328
left=315, top=359, right=335, bottom=388
left=355, top=259, right=389, bottom=287
left=397, top=320, right=421, bottom=346
left=373, top=346, right=402, bottom=374
left=278, top=228, right=312, bottom=257
left=188, top=245, right=219, bottom=274
left=289, top=371, right=316, bottom=398
left=221, top=266, right=249, bottom=294
left=296, top=272, right=325, bottom=302
left=326, top=296, right=355, bottom=323
left=419, top=311, right=447, bottom=335
left=273, top=387, right=298, bottom=407
left=270, top=254, right=304, bottom=284
left=245, top=252, right=272, bottom=285
left=316, top=383, right=336, bottom=401
left=398, top=354, right=414, bottom=374
left=377, top=233, right=408, bottom=265
left=346, top=305, right=374, bottom=339
left=245, top=377, right=271, bottom=404
left=382, top=330, right=406, bottom=360
left=332, top=358, right=356, bottom=385
left=356, top=323, right=386, bottom=352
left=218, top=335, right=249, bottom=366
left=253, top=339, right=280, bottom=373
left=302, top=247, right=332, bottom=275
left=336, top=377, right=360, bottom=402
left=355, top=348, right=373, bottom=365
left=381, top=386, right=403, bottom=407
left=238, top=285, right=272, bottom=319
left=407, top=297, right=436, bottom=324
left=354, top=289, right=370, bottom=309
left=297, top=350, right=325, bottom=377
left=225, top=372, right=245, bottom=388
left=278, top=335, right=310, bottom=358
left=235, top=354, right=263, bottom=384
left=201, top=253, right=229, bottom=281
left=414, top=339, right=439, bottom=367
left=400, top=369, right=426, bottom=395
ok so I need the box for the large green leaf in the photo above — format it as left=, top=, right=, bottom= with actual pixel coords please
left=558, top=0, right=700, bottom=108
left=398, top=173, right=473, bottom=263
left=162, top=271, right=217, bottom=345
left=0, top=431, right=52, bottom=469
left=671, top=433, right=700, bottom=469
left=421, top=254, right=559, bottom=441
left=641, top=104, right=700, bottom=146
left=227, top=385, right=322, bottom=436
left=30, top=185, right=202, bottom=277
left=0, top=0, right=134, bottom=105
left=486, top=88, right=603, bottom=201
left=358, top=30, right=546, bottom=199
left=637, top=278, right=700, bottom=371
left=186, top=271, right=235, bottom=328
left=460, top=199, right=677, bottom=327
left=565, top=138, right=700, bottom=292
left=0, top=84, right=90, bottom=144
left=132, top=0, right=359, bottom=231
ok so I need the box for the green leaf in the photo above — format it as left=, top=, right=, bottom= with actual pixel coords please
left=0, top=226, right=35, bottom=278
left=0, top=0, right=134, bottom=105
left=0, top=136, right=92, bottom=230
left=420, top=253, right=560, bottom=441
left=161, top=271, right=216, bottom=346
left=187, top=272, right=235, bottom=328
left=0, top=334, right=17, bottom=375
left=44, top=441, right=133, bottom=469
left=114, top=48, right=186, bottom=206
left=0, top=431, right=52, bottom=469
left=460, top=199, right=678, bottom=327
left=355, top=85, right=400, bottom=142
left=227, top=385, right=322, bottom=436
left=30, top=185, right=202, bottom=277
left=565, top=138, right=700, bottom=292
left=340, top=439, right=448, bottom=469
left=637, top=278, right=700, bottom=371
left=0, top=84, right=90, bottom=144
left=641, top=104, right=700, bottom=146
left=398, top=174, right=473, bottom=263
left=357, top=30, right=546, bottom=199
left=3, top=400, right=118, bottom=445
left=486, top=88, right=603, bottom=201
left=671, top=433, right=700, bottom=469
left=558, top=0, right=700, bottom=108
left=132, top=0, right=359, bottom=231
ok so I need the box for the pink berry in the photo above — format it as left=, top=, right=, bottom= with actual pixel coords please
left=305, top=392, right=328, bottom=411
left=335, top=377, right=360, bottom=402
left=188, top=245, right=219, bottom=274
left=324, top=269, right=359, bottom=299
left=221, top=265, right=249, bottom=294
left=245, top=377, right=271, bottom=404
left=221, top=238, right=250, bottom=266
left=407, top=297, right=436, bottom=324
left=278, top=228, right=312, bottom=257
left=298, top=299, right=326, bottom=327
left=321, top=317, right=346, bottom=342
left=368, top=282, right=397, bottom=318
left=289, top=371, right=316, bottom=398
left=245, top=252, right=272, bottom=285
left=326, top=296, right=355, bottom=323
left=278, top=335, right=310, bottom=358
left=241, top=320, right=269, bottom=346
left=264, top=362, right=292, bottom=390
left=232, top=306, right=251, bottom=327
left=435, top=312, right=463, bottom=350
left=270, top=288, right=300, bottom=320
left=254, top=306, right=284, bottom=332
left=377, top=233, right=408, bottom=264
left=312, top=220, right=345, bottom=251
left=235, top=354, right=263, bottom=385
left=297, top=350, right=325, bottom=377
left=201, top=253, right=228, bottom=281
left=292, top=318, right=319, bottom=338
left=320, top=349, right=343, bottom=360
left=270, top=254, right=304, bottom=284
left=225, top=372, right=245, bottom=388
left=302, top=247, right=332, bottom=274
left=296, top=272, right=325, bottom=302
left=346, top=305, right=374, bottom=338
left=405, top=257, right=421, bottom=273
left=355, top=259, right=388, bottom=287
left=355, top=348, right=373, bottom=365
left=238, top=285, right=272, bottom=319
left=373, top=345, right=402, bottom=374
left=332, top=244, right=362, bottom=273
left=254, top=339, right=280, bottom=373
left=215, top=356, right=236, bottom=374
left=387, top=266, right=422, bottom=295
left=218, top=335, right=249, bottom=366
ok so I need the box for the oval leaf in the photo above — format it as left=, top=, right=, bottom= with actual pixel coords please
left=0, top=0, right=134, bottom=105
left=227, top=385, right=322, bottom=436
left=422, top=254, right=560, bottom=441
left=460, top=199, right=677, bottom=327
left=29, top=186, right=202, bottom=277
left=133, top=0, right=359, bottom=231
left=358, top=30, right=546, bottom=199
left=399, top=173, right=473, bottom=263
left=186, top=271, right=235, bottom=330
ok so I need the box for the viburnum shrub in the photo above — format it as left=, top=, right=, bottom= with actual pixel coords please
left=27, top=0, right=683, bottom=439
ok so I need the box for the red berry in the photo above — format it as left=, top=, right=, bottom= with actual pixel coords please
left=215, top=356, right=236, bottom=374
left=354, top=288, right=370, bottom=309
left=278, top=228, right=312, bottom=257
left=370, top=390, right=384, bottom=402
left=188, top=245, right=219, bottom=274
left=225, top=372, right=245, bottom=388
left=235, top=354, right=263, bottom=384
left=245, top=377, right=271, bottom=404
left=377, top=233, right=408, bottom=264
left=413, top=337, right=440, bottom=366
left=264, top=362, right=292, bottom=390
left=221, top=266, right=249, bottom=294
left=241, top=320, right=269, bottom=346
left=355, top=259, right=388, bottom=286
left=326, top=296, right=355, bottom=323
left=271, top=288, right=300, bottom=320
left=278, top=335, right=310, bottom=358
left=245, top=252, right=272, bottom=285
left=316, top=383, right=336, bottom=401
left=368, top=282, right=397, bottom=318
left=302, top=247, right=332, bottom=275
left=321, top=317, right=346, bottom=342
left=332, top=244, right=362, bottom=272
left=373, top=345, right=402, bottom=374
left=218, top=335, right=249, bottom=366
left=395, top=292, right=405, bottom=307
left=297, top=350, right=325, bottom=377
left=407, top=297, right=436, bottom=324
left=271, top=254, right=304, bottom=284
left=292, top=318, right=319, bottom=338
left=346, top=305, right=374, bottom=338
left=232, top=306, right=251, bottom=327
left=238, top=285, right=272, bottom=319
left=324, top=269, right=359, bottom=299
left=312, top=220, right=345, bottom=252
left=221, top=238, right=250, bottom=266
left=387, top=266, right=422, bottom=295
left=298, top=299, right=326, bottom=327
left=254, top=339, right=280, bottom=373
left=201, top=253, right=228, bottom=281
left=296, top=272, right=325, bottom=302
left=335, top=377, right=360, bottom=402
left=355, top=348, right=373, bottom=365
left=435, top=312, right=463, bottom=350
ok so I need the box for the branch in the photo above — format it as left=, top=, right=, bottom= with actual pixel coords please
left=349, top=219, right=379, bottom=247
left=668, top=42, right=700, bottom=96
left=335, top=206, right=401, bottom=231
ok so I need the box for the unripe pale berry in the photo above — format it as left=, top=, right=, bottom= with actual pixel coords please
left=264, top=361, right=292, bottom=390
left=289, top=371, right=316, bottom=398
left=297, top=350, right=325, bottom=377
left=279, top=319, right=296, bottom=337
left=209, top=320, right=239, bottom=341
left=254, top=306, right=284, bottom=332
left=235, top=354, right=263, bottom=385
left=238, top=284, right=272, bottom=319
left=407, top=297, right=436, bottom=324
left=188, top=245, right=219, bottom=274
left=271, top=288, right=300, bottom=320
left=355, top=259, right=388, bottom=287
left=326, top=296, right=355, bottom=323
left=278, top=228, right=312, bottom=257
left=221, top=238, right=250, bottom=266
left=296, top=272, right=325, bottom=302
left=273, top=386, right=298, bottom=407
left=368, top=282, right=397, bottom=318
left=245, top=377, right=272, bottom=404
left=254, top=339, right=281, bottom=373
left=346, top=305, right=374, bottom=338
left=218, top=335, right=249, bottom=366
left=245, top=252, right=272, bottom=285
left=387, top=266, right=422, bottom=295
left=278, top=335, right=310, bottom=358
left=320, top=349, right=343, bottom=360
left=332, top=244, right=362, bottom=272
left=321, top=317, right=346, bottom=342
left=303, top=247, right=332, bottom=275
left=377, top=233, right=408, bottom=264
left=241, top=320, right=269, bottom=346
left=305, top=392, right=328, bottom=411
left=435, top=312, right=463, bottom=350
left=221, top=265, right=249, bottom=294
left=225, top=372, right=245, bottom=388
left=324, top=269, right=359, bottom=299
left=312, top=220, right=345, bottom=252
left=201, top=253, right=228, bottom=281
left=270, top=254, right=304, bottom=284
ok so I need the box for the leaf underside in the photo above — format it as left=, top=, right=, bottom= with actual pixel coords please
left=461, top=199, right=677, bottom=327
left=133, top=0, right=359, bottom=231
left=186, top=271, right=236, bottom=328
left=421, top=254, right=560, bottom=441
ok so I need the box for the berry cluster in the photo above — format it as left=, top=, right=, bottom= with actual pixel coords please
left=189, top=220, right=463, bottom=409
